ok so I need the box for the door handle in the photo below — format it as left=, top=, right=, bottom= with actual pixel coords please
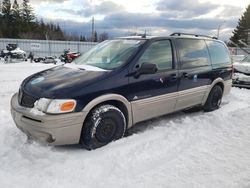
left=182, top=72, right=189, bottom=78
left=170, top=74, right=177, bottom=79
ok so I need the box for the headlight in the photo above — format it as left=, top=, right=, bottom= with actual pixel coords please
left=34, top=98, right=76, bottom=114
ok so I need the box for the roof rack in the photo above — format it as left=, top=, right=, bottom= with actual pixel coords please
left=135, top=33, right=147, bottom=38
left=170, top=32, right=218, bottom=40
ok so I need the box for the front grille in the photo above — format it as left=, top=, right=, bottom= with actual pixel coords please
left=18, top=90, right=37, bottom=108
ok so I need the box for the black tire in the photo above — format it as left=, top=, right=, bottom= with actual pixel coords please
left=203, top=85, right=223, bottom=112
left=80, top=104, right=126, bottom=150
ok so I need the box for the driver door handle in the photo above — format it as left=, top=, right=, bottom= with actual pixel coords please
left=182, top=72, right=189, bottom=78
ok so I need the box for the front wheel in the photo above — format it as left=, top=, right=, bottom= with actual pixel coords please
left=203, top=85, right=223, bottom=112
left=80, top=104, right=126, bottom=150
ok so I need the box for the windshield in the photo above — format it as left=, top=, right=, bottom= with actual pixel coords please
left=242, top=55, right=250, bottom=63
left=74, top=39, right=145, bottom=70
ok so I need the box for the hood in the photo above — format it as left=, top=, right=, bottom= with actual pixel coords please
left=234, top=62, right=250, bottom=74
left=23, top=64, right=109, bottom=98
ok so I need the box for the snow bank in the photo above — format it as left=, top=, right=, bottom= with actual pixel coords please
left=0, top=62, right=250, bottom=188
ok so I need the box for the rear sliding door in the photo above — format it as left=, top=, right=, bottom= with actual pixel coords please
left=175, top=38, right=212, bottom=110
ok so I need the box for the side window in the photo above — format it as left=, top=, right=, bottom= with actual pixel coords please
left=206, top=41, right=231, bottom=65
left=137, top=40, right=173, bottom=70
left=176, top=39, right=210, bottom=69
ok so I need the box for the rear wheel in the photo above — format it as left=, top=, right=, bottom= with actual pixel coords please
left=80, top=104, right=126, bottom=150
left=203, top=85, right=223, bottom=112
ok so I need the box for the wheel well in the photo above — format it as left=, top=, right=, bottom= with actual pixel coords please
left=214, top=82, right=224, bottom=92
left=86, top=100, right=129, bottom=126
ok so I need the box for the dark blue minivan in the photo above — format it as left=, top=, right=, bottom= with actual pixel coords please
left=11, top=33, right=232, bottom=149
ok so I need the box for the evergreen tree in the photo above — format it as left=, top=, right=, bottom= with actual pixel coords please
left=0, top=0, right=3, bottom=15
left=93, top=31, right=98, bottom=42
left=229, top=4, right=250, bottom=46
left=2, top=0, right=11, bottom=18
left=99, top=32, right=109, bottom=42
left=11, top=0, right=21, bottom=37
left=0, top=0, right=91, bottom=41
left=21, top=0, right=35, bottom=23
left=1, top=0, right=12, bottom=37
left=0, top=2, right=3, bottom=38
left=12, top=0, right=20, bottom=20
left=80, top=35, right=86, bottom=42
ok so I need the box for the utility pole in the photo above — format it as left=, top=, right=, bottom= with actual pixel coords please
left=90, top=0, right=95, bottom=42
left=92, top=16, right=95, bottom=42
left=217, top=21, right=226, bottom=39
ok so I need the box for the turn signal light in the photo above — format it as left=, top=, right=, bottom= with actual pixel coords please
left=60, top=101, right=76, bottom=112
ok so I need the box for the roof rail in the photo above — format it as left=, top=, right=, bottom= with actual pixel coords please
left=170, top=32, right=218, bottom=40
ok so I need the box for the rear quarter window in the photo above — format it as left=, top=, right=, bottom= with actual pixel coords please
left=206, top=40, right=231, bottom=67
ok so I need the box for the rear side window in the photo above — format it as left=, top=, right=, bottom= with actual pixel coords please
left=206, top=41, right=231, bottom=65
left=137, top=40, right=173, bottom=70
left=176, top=39, right=210, bottom=69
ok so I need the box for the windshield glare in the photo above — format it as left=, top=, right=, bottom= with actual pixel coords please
left=74, top=39, right=145, bottom=70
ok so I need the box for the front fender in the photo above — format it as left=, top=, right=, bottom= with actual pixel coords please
left=82, top=94, right=133, bottom=128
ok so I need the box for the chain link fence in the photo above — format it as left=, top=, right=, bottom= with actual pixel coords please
left=0, top=38, right=97, bottom=58
left=228, top=47, right=250, bottom=56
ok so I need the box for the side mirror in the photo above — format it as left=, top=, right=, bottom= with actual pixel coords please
left=134, top=62, right=158, bottom=77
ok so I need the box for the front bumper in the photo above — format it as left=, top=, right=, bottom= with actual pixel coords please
left=11, top=93, right=86, bottom=145
left=232, top=80, right=250, bottom=88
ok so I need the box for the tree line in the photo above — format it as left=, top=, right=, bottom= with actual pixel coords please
left=0, top=0, right=109, bottom=41
left=0, top=0, right=67, bottom=40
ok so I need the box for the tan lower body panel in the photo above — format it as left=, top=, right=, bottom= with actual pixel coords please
left=223, top=79, right=232, bottom=96
left=175, top=85, right=209, bottom=111
left=131, top=82, right=231, bottom=124
left=131, top=92, right=178, bottom=124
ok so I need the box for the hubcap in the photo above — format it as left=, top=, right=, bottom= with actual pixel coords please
left=212, top=92, right=222, bottom=108
left=95, top=118, right=117, bottom=143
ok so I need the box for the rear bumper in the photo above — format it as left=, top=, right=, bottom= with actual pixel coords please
left=11, top=93, right=86, bottom=145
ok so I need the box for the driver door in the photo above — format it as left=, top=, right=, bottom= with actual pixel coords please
left=128, top=39, right=178, bottom=123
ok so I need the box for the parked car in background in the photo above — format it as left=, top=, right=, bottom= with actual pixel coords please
left=34, top=57, right=45, bottom=63
left=66, top=52, right=81, bottom=62
left=0, top=49, right=5, bottom=58
left=60, top=50, right=81, bottom=63
left=233, top=55, right=250, bottom=75
left=2, top=44, right=27, bottom=62
left=232, top=73, right=250, bottom=89
left=231, top=55, right=246, bottom=63
left=11, top=48, right=27, bottom=61
left=233, top=55, right=250, bottom=88
left=43, top=56, right=57, bottom=64
left=11, top=33, right=232, bottom=150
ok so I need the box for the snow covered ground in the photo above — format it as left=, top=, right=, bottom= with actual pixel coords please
left=0, top=61, right=250, bottom=188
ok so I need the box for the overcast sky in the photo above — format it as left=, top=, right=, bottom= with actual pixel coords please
left=31, top=0, right=249, bottom=40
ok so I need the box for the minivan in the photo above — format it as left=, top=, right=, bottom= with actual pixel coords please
left=11, top=33, right=232, bottom=150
